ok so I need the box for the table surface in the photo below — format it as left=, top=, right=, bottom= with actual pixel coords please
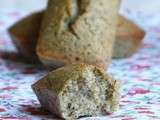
left=1, top=1, right=160, bottom=120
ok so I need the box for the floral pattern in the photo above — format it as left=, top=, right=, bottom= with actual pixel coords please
left=0, top=1, right=160, bottom=120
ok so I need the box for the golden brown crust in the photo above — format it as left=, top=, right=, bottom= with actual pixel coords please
left=113, top=16, right=145, bottom=58
left=37, top=0, right=121, bottom=70
left=37, top=44, right=109, bottom=69
left=32, top=63, right=121, bottom=119
left=9, top=11, right=44, bottom=62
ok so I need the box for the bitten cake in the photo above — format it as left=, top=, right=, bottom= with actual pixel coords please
left=36, top=0, right=121, bottom=69
left=8, top=11, right=43, bottom=62
left=113, top=15, right=145, bottom=58
left=32, top=64, right=121, bottom=120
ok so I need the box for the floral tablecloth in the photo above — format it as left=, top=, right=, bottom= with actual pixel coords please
left=1, top=0, right=160, bottom=120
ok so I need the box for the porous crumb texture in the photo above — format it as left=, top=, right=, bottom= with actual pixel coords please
left=113, top=16, right=145, bottom=58
left=32, top=64, right=121, bottom=120
left=9, top=11, right=43, bottom=61
left=37, top=0, right=121, bottom=69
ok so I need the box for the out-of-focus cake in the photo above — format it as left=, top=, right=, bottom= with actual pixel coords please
left=8, top=11, right=43, bottom=62
left=113, top=15, right=145, bottom=58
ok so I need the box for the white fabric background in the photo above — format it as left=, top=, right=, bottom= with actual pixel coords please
left=0, top=0, right=160, bottom=119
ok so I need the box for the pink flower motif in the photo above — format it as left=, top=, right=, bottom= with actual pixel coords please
left=8, top=12, right=21, bottom=18
left=135, top=107, right=149, bottom=110
left=1, top=86, right=17, bottom=91
left=0, top=21, right=5, bottom=26
left=128, top=88, right=150, bottom=96
left=141, top=43, right=155, bottom=49
left=121, top=100, right=140, bottom=104
left=20, top=104, right=50, bottom=115
left=0, top=117, right=30, bottom=120
left=138, top=111, right=154, bottom=115
left=130, top=64, right=151, bottom=71
left=0, top=107, right=6, bottom=112
left=122, top=118, right=136, bottom=120
left=151, top=82, right=160, bottom=86
left=0, top=94, right=12, bottom=99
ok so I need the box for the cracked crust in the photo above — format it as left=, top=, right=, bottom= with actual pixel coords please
left=9, top=10, right=141, bottom=64
left=37, top=0, right=121, bottom=70
left=32, top=63, right=121, bottom=120
left=113, top=16, right=145, bottom=58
